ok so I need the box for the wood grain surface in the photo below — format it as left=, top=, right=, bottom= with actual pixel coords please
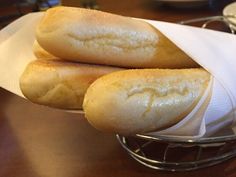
left=1, top=0, right=235, bottom=176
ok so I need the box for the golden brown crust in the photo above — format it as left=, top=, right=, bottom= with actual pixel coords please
left=33, top=40, right=58, bottom=60
left=36, top=6, right=198, bottom=68
left=83, top=68, right=210, bottom=135
left=20, top=59, right=123, bottom=109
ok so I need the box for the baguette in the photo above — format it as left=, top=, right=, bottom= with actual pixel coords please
left=83, top=68, right=210, bottom=135
left=20, top=59, right=123, bottom=109
left=36, top=6, right=198, bottom=68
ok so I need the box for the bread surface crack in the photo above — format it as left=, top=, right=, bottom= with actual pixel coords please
left=127, top=87, right=190, bottom=118
left=67, top=33, right=156, bottom=50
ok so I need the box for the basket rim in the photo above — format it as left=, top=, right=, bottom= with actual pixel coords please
left=134, top=133, right=236, bottom=144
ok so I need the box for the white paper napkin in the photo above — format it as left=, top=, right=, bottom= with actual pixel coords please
left=0, top=13, right=43, bottom=97
left=145, top=19, right=236, bottom=138
left=0, top=12, right=236, bottom=139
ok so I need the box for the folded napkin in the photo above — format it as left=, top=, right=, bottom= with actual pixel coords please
left=146, top=19, right=236, bottom=139
left=0, top=12, right=236, bottom=139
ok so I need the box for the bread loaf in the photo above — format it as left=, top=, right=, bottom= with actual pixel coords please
left=20, top=59, right=123, bottom=109
left=83, top=68, right=210, bottom=135
left=36, top=6, right=198, bottom=68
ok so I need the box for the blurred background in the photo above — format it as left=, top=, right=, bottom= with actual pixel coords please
left=0, top=0, right=235, bottom=29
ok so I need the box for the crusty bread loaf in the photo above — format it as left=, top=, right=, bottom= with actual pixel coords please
left=83, top=68, right=210, bottom=135
left=36, top=6, right=198, bottom=68
left=33, top=40, right=58, bottom=60
left=20, top=59, right=122, bottom=109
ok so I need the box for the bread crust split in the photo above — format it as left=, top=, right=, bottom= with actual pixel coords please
left=20, top=59, right=123, bottom=109
left=83, top=68, right=210, bottom=135
left=36, top=6, right=198, bottom=68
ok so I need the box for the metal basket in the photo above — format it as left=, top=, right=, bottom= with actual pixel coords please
left=116, top=15, right=236, bottom=171
left=116, top=133, right=236, bottom=171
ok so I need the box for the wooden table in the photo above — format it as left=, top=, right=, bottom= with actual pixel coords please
left=0, top=1, right=235, bottom=176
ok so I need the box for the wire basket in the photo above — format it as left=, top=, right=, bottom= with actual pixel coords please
left=116, top=15, right=236, bottom=171
left=116, top=133, right=236, bottom=171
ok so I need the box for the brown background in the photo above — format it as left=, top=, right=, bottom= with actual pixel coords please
left=1, top=0, right=236, bottom=176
